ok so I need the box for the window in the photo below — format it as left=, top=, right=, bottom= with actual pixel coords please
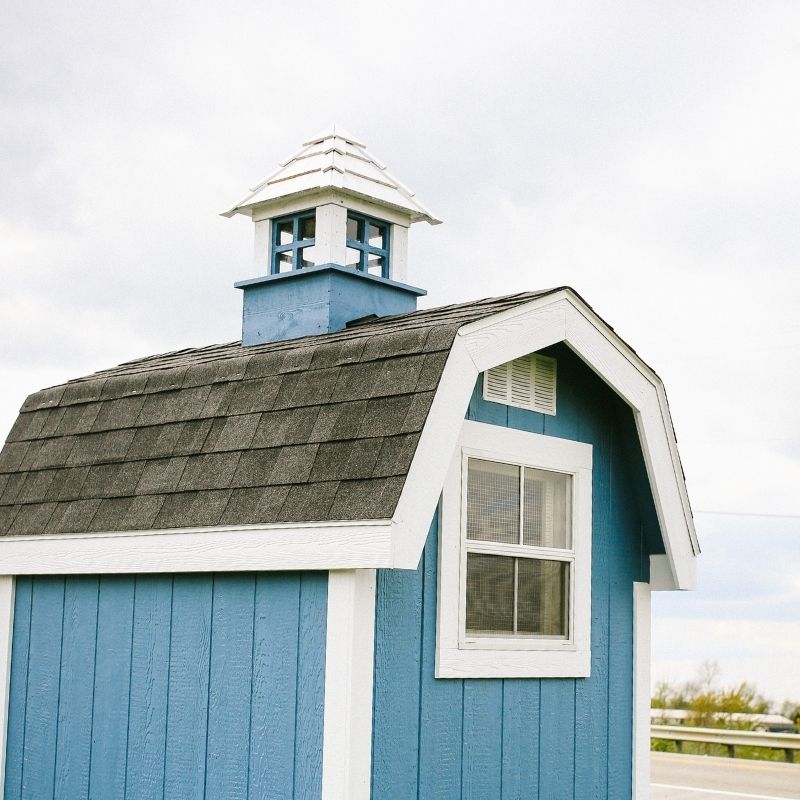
left=271, top=211, right=317, bottom=274
left=345, top=212, right=390, bottom=278
left=437, top=420, right=592, bottom=678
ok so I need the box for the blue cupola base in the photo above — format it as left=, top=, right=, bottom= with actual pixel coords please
left=235, top=264, right=427, bottom=345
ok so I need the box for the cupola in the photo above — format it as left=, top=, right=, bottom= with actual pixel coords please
left=223, top=125, right=441, bottom=345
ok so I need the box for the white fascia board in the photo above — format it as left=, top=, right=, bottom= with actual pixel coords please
left=633, top=582, right=652, bottom=800
left=0, top=520, right=393, bottom=575
left=395, top=290, right=697, bottom=589
left=0, top=576, right=14, bottom=800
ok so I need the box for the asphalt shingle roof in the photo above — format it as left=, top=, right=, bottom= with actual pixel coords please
left=0, top=291, right=559, bottom=536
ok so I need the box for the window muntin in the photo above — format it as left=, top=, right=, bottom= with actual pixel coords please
left=271, top=211, right=317, bottom=274
left=463, top=458, right=573, bottom=642
left=436, top=420, right=591, bottom=678
left=345, top=212, right=390, bottom=278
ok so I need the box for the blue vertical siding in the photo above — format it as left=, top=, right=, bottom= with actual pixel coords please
left=372, top=345, right=659, bottom=800
left=5, top=572, right=327, bottom=800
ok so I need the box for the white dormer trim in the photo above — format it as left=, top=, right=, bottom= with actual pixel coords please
left=0, top=290, right=696, bottom=589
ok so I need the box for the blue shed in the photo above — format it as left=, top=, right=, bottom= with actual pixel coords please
left=0, top=127, right=697, bottom=800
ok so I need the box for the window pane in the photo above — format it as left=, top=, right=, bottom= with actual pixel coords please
left=345, top=247, right=363, bottom=269
left=299, top=245, right=317, bottom=269
left=523, top=468, right=571, bottom=549
left=346, top=216, right=361, bottom=242
left=517, top=559, right=569, bottom=637
left=466, top=459, right=520, bottom=544
left=465, top=553, right=514, bottom=635
left=277, top=221, right=294, bottom=246
left=367, top=254, right=385, bottom=277
left=368, top=222, right=386, bottom=249
left=276, top=250, right=294, bottom=273
left=300, top=216, right=315, bottom=240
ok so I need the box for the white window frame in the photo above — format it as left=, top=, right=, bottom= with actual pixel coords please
left=436, top=420, right=592, bottom=679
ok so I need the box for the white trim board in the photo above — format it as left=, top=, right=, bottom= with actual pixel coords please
left=633, top=582, right=652, bottom=800
left=321, top=569, right=376, bottom=800
left=0, top=289, right=696, bottom=587
left=0, top=576, right=14, bottom=800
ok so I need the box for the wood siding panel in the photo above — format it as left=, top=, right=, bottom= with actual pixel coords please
left=5, top=572, right=327, bottom=800
left=372, top=346, right=654, bottom=800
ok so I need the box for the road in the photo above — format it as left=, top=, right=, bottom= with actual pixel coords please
left=652, top=752, right=800, bottom=799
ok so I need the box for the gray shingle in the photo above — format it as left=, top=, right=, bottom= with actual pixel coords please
left=144, top=366, right=188, bottom=393
left=20, top=385, right=66, bottom=412
left=14, top=470, right=57, bottom=504
left=61, top=378, right=107, bottom=406
left=90, top=396, right=147, bottom=432
left=87, top=496, right=136, bottom=532
left=370, top=355, right=426, bottom=398
left=310, top=439, right=383, bottom=482
left=45, top=499, right=102, bottom=534
left=136, top=457, right=189, bottom=494
left=309, top=338, right=366, bottom=369
left=43, top=466, right=91, bottom=502
left=173, top=419, right=214, bottom=455
left=423, top=322, right=460, bottom=352
left=126, top=422, right=188, bottom=461
left=242, top=351, right=285, bottom=380
left=272, top=369, right=340, bottom=410
left=153, top=490, right=231, bottom=529
left=361, top=327, right=430, bottom=361
left=373, top=434, right=418, bottom=477
left=5, top=410, right=50, bottom=443
left=18, top=441, right=44, bottom=472
left=54, top=402, right=103, bottom=436
left=357, top=395, right=414, bottom=438
left=328, top=476, right=405, bottom=519
left=136, top=386, right=212, bottom=426
left=277, top=482, right=339, bottom=522
left=0, top=442, right=31, bottom=473
left=200, top=382, right=235, bottom=418
left=230, top=448, right=280, bottom=488
left=251, top=406, right=321, bottom=449
left=0, top=505, right=19, bottom=535
left=39, top=407, right=67, bottom=438
left=219, top=486, right=290, bottom=526
left=0, top=473, right=25, bottom=505
left=182, top=356, right=249, bottom=387
left=122, top=495, right=166, bottom=530
left=328, top=361, right=383, bottom=404
left=279, top=346, right=317, bottom=374
left=310, top=400, right=369, bottom=442
left=7, top=502, right=57, bottom=535
left=400, top=392, right=435, bottom=433
left=82, top=462, right=146, bottom=499
left=205, top=414, right=260, bottom=452
left=99, top=372, right=150, bottom=400
left=178, top=452, right=242, bottom=492
left=226, top=377, right=282, bottom=415
left=32, top=437, right=78, bottom=469
left=415, top=351, right=449, bottom=392
left=267, top=444, right=319, bottom=485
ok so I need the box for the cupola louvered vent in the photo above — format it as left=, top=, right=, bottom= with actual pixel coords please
left=483, top=354, right=557, bottom=415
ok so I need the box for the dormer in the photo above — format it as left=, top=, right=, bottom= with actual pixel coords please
left=223, top=126, right=441, bottom=344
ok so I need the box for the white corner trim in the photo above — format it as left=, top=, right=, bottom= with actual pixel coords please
left=321, top=569, right=376, bottom=800
left=0, top=521, right=393, bottom=575
left=436, top=421, right=592, bottom=679
left=396, top=289, right=697, bottom=589
left=633, top=582, right=652, bottom=800
left=0, top=576, right=14, bottom=800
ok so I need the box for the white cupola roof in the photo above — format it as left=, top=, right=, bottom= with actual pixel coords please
left=222, top=124, right=441, bottom=225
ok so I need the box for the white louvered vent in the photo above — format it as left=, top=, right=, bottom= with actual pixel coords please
left=483, top=354, right=557, bottom=415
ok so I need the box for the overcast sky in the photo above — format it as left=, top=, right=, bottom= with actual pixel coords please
left=2, top=2, right=798, bottom=704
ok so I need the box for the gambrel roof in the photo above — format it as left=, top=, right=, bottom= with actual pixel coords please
left=0, top=289, right=697, bottom=588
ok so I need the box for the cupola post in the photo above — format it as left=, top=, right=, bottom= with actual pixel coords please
left=222, top=125, right=441, bottom=345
